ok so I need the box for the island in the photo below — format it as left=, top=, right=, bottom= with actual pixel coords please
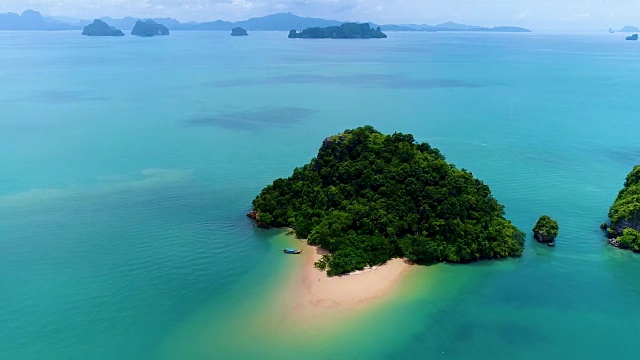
left=288, top=23, right=387, bottom=39
left=615, top=26, right=640, bottom=33
left=0, top=11, right=533, bottom=33
left=249, top=126, right=525, bottom=276
left=626, top=34, right=638, bottom=41
left=408, top=22, right=531, bottom=33
left=231, top=27, right=248, bottom=36
left=532, top=215, right=559, bottom=247
left=0, top=9, right=77, bottom=30
left=604, top=165, right=640, bottom=251
left=81, top=19, right=124, bottom=37
left=131, top=19, right=169, bottom=37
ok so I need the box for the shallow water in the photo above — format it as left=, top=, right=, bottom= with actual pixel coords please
left=1, top=30, right=640, bottom=359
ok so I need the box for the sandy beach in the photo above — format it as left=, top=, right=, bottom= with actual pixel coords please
left=285, top=240, right=412, bottom=318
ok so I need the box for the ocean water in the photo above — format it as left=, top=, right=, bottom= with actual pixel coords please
left=2, top=30, right=640, bottom=359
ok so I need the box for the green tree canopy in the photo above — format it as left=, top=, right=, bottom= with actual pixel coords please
left=251, top=126, right=525, bottom=276
left=609, top=165, right=640, bottom=226
left=532, top=215, right=559, bottom=242
left=617, top=228, right=640, bottom=252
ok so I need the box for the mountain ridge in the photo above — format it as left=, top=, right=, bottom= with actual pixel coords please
left=0, top=10, right=532, bottom=33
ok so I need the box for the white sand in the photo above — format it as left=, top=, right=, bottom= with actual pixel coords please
left=285, top=241, right=412, bottom=318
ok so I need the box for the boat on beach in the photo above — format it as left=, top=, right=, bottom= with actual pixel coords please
left=284, top=248, right=302, bottom=254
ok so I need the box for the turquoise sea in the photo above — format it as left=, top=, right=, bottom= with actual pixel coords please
left=2, top=30, right=640, bottom=359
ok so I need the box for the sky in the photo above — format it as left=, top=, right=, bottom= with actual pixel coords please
left=1, top=0, right=639, bottom=30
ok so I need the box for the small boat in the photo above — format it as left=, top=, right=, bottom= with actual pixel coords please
left=547, top=242, right=556, bottom=247
left=283, top=248, right=302, bottom=254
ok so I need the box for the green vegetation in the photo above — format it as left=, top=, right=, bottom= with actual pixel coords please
left=617, top=228, right=640, bottom=252
left=608, top=165, right=640, bottom=230
left=606, top=165, right=640, bottom=252
left=251, top=126, right=525, bottom=276
left=288, top=23, right=387, bottom=39
left=532, top=215, right=559, bottom=243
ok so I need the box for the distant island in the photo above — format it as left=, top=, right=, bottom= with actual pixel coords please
left=249, top=126, right=525, bottom=276
left=82, top=19, right=124, bottom=37
left=381, top=21, right=531, bottom=33
left=626, top=34, right=638, bottom=41
left=0, top=10, right=75, bottom=30
left=288, top=23, right=387, bottom=39
left=231, top=27, right=248, bottom=36
left=613, top=26, right=640, bottom=33
left=131, top=20, right=169, bottom=37
left=604, top=165, right=640, bottom=251
left=0, top=10, right=532, bottom=33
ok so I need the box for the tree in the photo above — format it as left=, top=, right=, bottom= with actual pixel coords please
left=251, top=126, right=525, bottom=275
left=532, top=215, right=559, bottom=243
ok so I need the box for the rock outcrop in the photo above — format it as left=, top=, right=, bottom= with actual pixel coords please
left=626, top=34, right=638, bottom=41
left=246, top=210, right=267, bottom=227
left=131, top=20, right=169, bottom=37
left=610, top=217, right=640, bottom=234
left=82, top=19, right=124, bottom=36
left=532, top=215, right=559, bottom=245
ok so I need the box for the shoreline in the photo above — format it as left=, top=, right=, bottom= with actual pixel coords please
left=283, top=232, right=413, bottom=318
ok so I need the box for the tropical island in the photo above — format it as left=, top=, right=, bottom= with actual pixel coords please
left=131, top=19, right=169, bottom=37
left=231, top=27, right=248, bottom=36
left=532, top=215, right=559, bottom=246
left=81, top=19, right=124, bottom=36
left=288, top=23, right=387, bottom=39
left=626, top=34, right=638, bottom=41
left=605, top=165, right=640, bottom=251
left=249, top=126, right=525, bottom=276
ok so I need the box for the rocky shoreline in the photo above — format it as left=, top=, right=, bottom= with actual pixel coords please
left=246, top=210, right=267, bottom=228
left=608, top=237, right=623, bottom=248
left=602, top=165, right=640, bottom=252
